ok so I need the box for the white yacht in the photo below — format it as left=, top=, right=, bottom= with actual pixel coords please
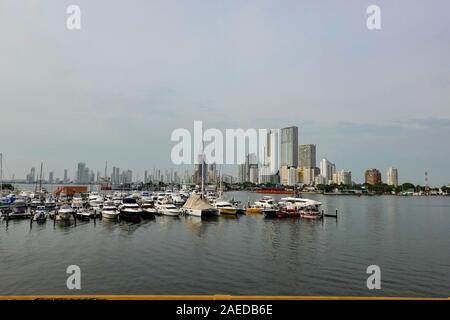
left=45, top=195, right=57, bottom=209
left=89, top=193, right=104, bottom=208
left=157, top=203, right=180, bottom=216
left=214, top=200, right=238, bottom=215
left=57, top=204, right=74, bottom=220
left=141, top=200, right=157, bottom=219
left=101, top=201, right=119, bottom=220
left=278, top=197, right=322, bottom=210
left=119, top=197, right=142, bottom=219
left=112, top=194, right=123, bottom=206
left=33, top=205, right=48, bottom=221
left=254, top=196, right=276, bottom=208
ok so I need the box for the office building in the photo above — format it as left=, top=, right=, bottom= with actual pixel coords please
left=387, top=167, right=398, bottom=187
left=365, top=168, right=382, bottom=185
left=299, top=144, right=316, bottom=168
left=280, top=126, right=298, bottom=168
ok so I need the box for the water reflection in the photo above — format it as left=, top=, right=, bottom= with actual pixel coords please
left=1, top=193, right=450, bottom=297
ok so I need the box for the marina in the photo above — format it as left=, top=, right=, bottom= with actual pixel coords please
left=0, top=185, right=337, bottom=223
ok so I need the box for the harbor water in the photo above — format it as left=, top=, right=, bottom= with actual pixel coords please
left=1, top=191, right=449, bottom=297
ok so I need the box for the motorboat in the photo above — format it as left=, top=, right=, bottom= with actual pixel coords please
left=299, top=206, right=322, bottom=219
left=89, top=193, right=104, bottom=208
left=119, top=197, right=142, bottom=219
left=157, top=203, right=181, bottom=216
left=171, top=193, right=186, bottom=206
left=278, top=197, right=322, bottom=210
left=101, top=201, right=119, bottom=220
left=76, top=209, right=91, bottom=220
left=45, top=196, right=57, bottom=209
left=141, top=201, right=156, bottom=219
left=270, top=207, right=300, bottom=219
left=33, top=205, right=48, bottom=221
left=8, top=200, right=30, bottom=219
left=254, top=196, right=276, bottom=208
left=57, top=204, right=74, bottom=220
left=112, top=194, right=123, bottom=206
left=71, top=198, right=84, bottom=210
left=214, top=200, right=238, bottom=215
left=30, top=197, right=42, bottom=208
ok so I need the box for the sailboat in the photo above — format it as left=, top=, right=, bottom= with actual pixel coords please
left=181, top=145, right=218, bottom=217
left=213, top=167, right=237, bottom=215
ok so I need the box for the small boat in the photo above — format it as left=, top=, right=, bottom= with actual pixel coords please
left=245, top=207, right=264, bottom=214
left=76, top=209, right=91, bottom=220
left=158, top=204, right=181, bottom=216
left=8, top=200, right=30, bottom=219
left=181, top=195, right=218, bottom=217
left=89, top=193, right=104, bottom=208
left=101, top=201, right=119, bottom=220
left=214, top=200, right=238, bottom=215
left=33, top=206, right=48, bottom=221
left=278, top=197, right=322, bottom=210
left=274, top=208, right=300, bottom=219
left=141, top=201, right=156, bottom=219
left=45, top=196, right=57, bottom=209
left=57, top=204, right=74, bottom=220
left=30, top=197, right=42, bottom=208
left=119, top=197, right=142, bottom=219
left=254, top=196, right=276, bottom=209
left=299, top=206, right=322, bottom=219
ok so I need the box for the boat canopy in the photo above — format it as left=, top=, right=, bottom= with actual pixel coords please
left=182, top=195, right=214, bottom=210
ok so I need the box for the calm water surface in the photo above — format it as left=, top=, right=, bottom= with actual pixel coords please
left=1, top=191, right=450, bottom=297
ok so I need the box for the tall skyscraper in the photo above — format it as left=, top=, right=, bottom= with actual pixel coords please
left=63, top=169, right=68, bottom=183
left=387, top=167, right=398, bottom=187
left=194, top=154, right=208, bottom=185
left=238, top=153, right=258, bottom=183
left=299, top=144, right=316, bottom=168
left=76, top=162, right=88, bottom=183
left=319, top=158, right=336, bottom=184
left=49, top=171, right=54, bottom=184
left=265, top=129, right=280, bottom=174
left=365, top=168, right=382, bottom=185
left=259, top=129, right=280, bottom=184
left=26, top=167, right=36, bottom=183
left=280, top=126, right=298, bottom=168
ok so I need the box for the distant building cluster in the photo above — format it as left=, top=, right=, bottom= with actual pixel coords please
left=236, top=126, right=354, bottom=187
left=21, top=126, right=400, bottom=187
left=231, top=126, right=402, bottom=187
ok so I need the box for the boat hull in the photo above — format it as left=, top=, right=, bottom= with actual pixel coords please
left=219, top=208, right=238, bottom=215
left=102, top=210, right=119, bottom=220
left=141, top=209, right=156, bottom=219
left=58, top=212, right=73, bottom=220
left=246, top=207, right=263, bottom=214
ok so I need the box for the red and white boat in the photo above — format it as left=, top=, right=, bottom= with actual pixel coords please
left=299, top=207, right=322, bottom=219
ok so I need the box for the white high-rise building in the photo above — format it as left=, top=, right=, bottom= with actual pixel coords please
left=335, top=170, right=352, bottom=185
left=260, top=129, right=280, bottom=183
left=387, top=167, right=398, bottom=187
left=319, top=158, right=336, bottom=185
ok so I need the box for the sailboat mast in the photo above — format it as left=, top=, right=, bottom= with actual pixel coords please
left=200, top=128, right=205, bottom=198
left=201, top=156, right=204, bottom=198
left=219, top=165, right=223, bottom=199
left=0, top=153, right=3, bottom=194
left=38, top=162, right=43, bottom=195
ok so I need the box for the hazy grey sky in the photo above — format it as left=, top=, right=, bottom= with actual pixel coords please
left=1, top=0, right=449, bottom=185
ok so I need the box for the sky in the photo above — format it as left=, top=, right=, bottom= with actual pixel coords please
left=0, top=0, right=449, bottom=185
